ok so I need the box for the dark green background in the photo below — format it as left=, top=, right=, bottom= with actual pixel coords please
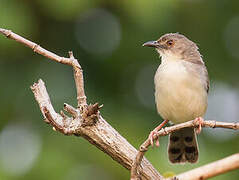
left=0, top=0, right=239, bottom=179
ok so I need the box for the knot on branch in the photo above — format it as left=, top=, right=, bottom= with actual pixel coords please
left=41, top=101, right=102, bottom=136
left=139, top=145, right=148, bottom=152
left=81, top=103, right=102, bottom=127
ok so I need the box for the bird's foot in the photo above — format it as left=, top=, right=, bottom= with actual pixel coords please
left=194, top=117, right=204, bottom=134
left=148, top=130, right=160, bottom=147
left=148, top=119, right=169, bottom=147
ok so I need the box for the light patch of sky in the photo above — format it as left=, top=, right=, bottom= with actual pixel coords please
left=0, top=123, right=41, bottom=176
left=204, top=82, right=239, bottom=141
left=75, top=8, right=121, bottom=57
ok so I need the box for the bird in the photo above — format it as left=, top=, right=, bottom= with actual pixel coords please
left=143, top=33, right=209, bottom=163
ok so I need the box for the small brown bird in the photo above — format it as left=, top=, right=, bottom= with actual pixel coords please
left=143, top=33, right=209, bottom=163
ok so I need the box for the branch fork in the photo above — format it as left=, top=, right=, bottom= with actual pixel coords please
left=0, top=28, right=160, bottom=179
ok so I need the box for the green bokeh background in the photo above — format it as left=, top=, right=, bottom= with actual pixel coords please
left=0, top=0, right=239, bottom=179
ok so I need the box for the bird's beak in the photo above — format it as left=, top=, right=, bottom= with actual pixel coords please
left=142, top=41, right=159, bottom=47
left=142, top=40, right=166, bottom=49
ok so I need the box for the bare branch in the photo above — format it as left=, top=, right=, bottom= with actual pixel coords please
left=0, top=28, right=72, bottom=65
left=167, top=153, right=239, bottom=180
left=31, top=79, right=75, bottom=135
left=68, top=51, right=87, bottom=107
left=31, top=79, right=162, bottom=180
left=131, top=120, right=239, bottom=179
left=0, top=28, right=87, bottom=107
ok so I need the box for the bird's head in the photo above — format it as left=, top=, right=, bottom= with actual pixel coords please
left=143, top=33, right=201, bottom=61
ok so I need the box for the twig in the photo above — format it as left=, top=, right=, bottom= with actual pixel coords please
left=63, top=103, right=79, bottom=118
left=131, top=120, right=239, bottom=180
left=0, top=28, right=86, bottom=107
left=167, top=153, right=239, bottom=180
left=68, top=51, right=87, bottom=107
left=0, top=28, right=162, bottom=180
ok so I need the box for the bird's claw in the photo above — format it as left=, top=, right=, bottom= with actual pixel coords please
left=148, top=119, right=169, bottom=147
left=148, top=130, right=160, bottom=147
left=194, top=117, right=204, bottom=134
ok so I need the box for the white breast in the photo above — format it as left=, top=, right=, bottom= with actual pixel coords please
left=154, top=58, right=207, bottom=124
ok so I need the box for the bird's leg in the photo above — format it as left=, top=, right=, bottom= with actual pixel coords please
left=148, top=119, right=169, bottom=147
left=194, top=117, right=204, bottom=134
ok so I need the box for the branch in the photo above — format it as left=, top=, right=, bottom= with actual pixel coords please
left=131, top=120, right=239, bottom=180
left=0, top=28, right=86, bottom=107
left=167, top=153, right=239, bottom=180
left=0, top=28, right=162, bottom=180
left=31, top=79, right=162, bottom=180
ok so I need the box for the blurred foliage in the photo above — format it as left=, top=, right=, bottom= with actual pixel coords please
left=0, top=0, right=239, bottom=179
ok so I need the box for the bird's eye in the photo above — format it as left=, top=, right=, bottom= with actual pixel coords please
left=166, top=40, right=174, bottom=46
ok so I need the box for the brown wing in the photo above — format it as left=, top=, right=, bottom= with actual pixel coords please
left=182, top=60, right=210, bottom=94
